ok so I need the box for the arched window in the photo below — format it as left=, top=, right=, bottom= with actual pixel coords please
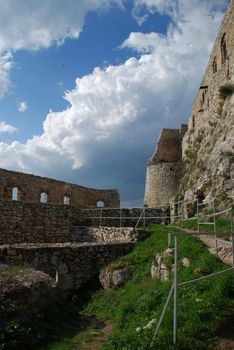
left=40, top=192, right=48, bottom=203
left=63, top=195, right=70, bottom=205
left=12, top=187, right=20, bottom=201
left=97, top=200, right=105, bottom=208
left=212, top=56, right=217, bottom=73
left=221, top=33, right=227, bottom=64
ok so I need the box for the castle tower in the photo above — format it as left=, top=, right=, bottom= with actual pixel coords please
left=144, top=125, right=187, bottom=207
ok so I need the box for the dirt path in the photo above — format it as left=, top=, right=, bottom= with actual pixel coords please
left=171, top=226, right=233, bottom=266
left=76, top=316, right=112, bottom=350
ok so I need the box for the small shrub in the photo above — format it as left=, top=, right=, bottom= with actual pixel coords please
left=219, top=83, right=234, bottom=97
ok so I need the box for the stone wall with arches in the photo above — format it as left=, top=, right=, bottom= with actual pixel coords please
left=0, top=242, right=133, bottom=292
left=0, top=167, right=119, bottom=207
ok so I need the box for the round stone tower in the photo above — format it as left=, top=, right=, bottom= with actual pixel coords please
left=144, top=125, right=187, bottom=207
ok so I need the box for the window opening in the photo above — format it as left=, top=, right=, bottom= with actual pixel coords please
left=64, top=195, right=70, bottom=205
left=97, top=200, right=105, bottom=208
left=40, top=192, right=48, bottom=203
left=12, top=187, right=20, bottom=201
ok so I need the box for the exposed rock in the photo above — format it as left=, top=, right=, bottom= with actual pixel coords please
left=160, top=264, right=170, bottom=282
left=163, top=248, right=174, bottom=258
left=193, top=267, right=203, bottom=274
left=0, top=267, right=57, bottom=323
left=151, top=265, right=160, bottom=279
left=151, top=250, right=171, bottom=282
left=182, top=257, right=190, bottom=268
left=99, top=265, right=131, bottom=291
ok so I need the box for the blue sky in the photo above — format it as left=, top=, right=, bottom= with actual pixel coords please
left=0, top=0, right=227, bottom=206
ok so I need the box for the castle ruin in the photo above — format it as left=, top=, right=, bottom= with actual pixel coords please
left=144, top=125, right=187, bottom=207
left=144, top=0, right=234, bottom=208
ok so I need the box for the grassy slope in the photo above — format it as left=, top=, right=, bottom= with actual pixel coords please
left=3, top=224, right=232, bottom=350
left=84, top=224, right=234, bottom=350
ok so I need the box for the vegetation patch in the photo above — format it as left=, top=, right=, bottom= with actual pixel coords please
left=219, top=83, right=234, bottom=97
left=84, top=225, right=234, bottom=350
left=0, top=225, right=233, bottom=350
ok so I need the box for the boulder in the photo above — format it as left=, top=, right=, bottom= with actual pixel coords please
left=0, top=267, right=58, bottom=323
left=99, top=265, right=131, bottom=291
left=182, top=257, right=190, bottom=268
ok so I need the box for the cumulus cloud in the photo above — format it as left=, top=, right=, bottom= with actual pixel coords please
left=0, top=0, right=122, bottom=99
left=0, top=0, right=226, bottom=202
left=0, top=121, right=17, bottom=134
left=0, top=52, right=13, bottom=99
left=18, top=101, right=28, bottom=113
left=0, top=0, right=123, bottom=53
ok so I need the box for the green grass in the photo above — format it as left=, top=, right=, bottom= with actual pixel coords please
left=1, top=225, right=233, bottom=350
left=83, top=224, right=234, bottom=350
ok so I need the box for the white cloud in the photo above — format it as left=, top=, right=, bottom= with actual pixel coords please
left=0, top=0, right=123, bottom=100
left=0, top=52, right=13, bottom=99
left=0, top=121, right=17, bottom=134
left=18, top=101, right=28, bottom=113
left=0, top=0, right=227, bottom=202
left=0, top=0, right=123, bottom=53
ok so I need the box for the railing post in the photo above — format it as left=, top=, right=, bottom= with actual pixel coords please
left=173, top=235, right=178, bottom=346
left=120, top=208, right=122, bottom=228
left=231, top=208, right=234, bottom=270
left=197, top=201, right=200, bottom=234
left=143, top=207, right=145, bottom=228
left=168, top=232, right=171, bottom=248
left=213, top=200, right=218, bottom=256
left=99, top=208, right=102, bottom=227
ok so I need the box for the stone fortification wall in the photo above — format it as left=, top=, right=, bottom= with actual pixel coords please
left=0, top=242, right=133, bottom=292
left=0, top=168, right=119, bottom=207
left=144, top=162, right=181, bottom=207
left=71, top=226, right=149, bottom=243
left=144, top=126, right=187, bottom=207
left=181, top=1, right=234, bottom=206
left=0, top=201, right=157, bottom=245
left=0, top=201, right=81, bottom=244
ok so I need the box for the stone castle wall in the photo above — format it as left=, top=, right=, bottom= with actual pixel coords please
left=0, top=242, right=133, bottom=292
left=144, top=162, right=182, bottom=207
left=0, top=201, right=159, bottom=245
left=181, top=0, right=234, bottom=205
left=0, top=201, right=81, bottom=244
left=71, top=226, right=148, bottom=243
left=144, top=126, right=187, bottom=207
left=0, top=168, right=119, bottom=207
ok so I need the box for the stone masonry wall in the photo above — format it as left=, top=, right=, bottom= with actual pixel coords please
left=0, top=242, right=133, bottom=292
left=0, top=201, right=81, bottom=244
left=144, top=162, right=182, bottom=207
left=144, top=126, right=187, bottom=207
left=181, top=0, right=234, bottom=206
left=0, top=201, right=158, bottom=245
left=71, top=226, right=149, bottom=243
left=0, top=167, right=120, bottom=207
